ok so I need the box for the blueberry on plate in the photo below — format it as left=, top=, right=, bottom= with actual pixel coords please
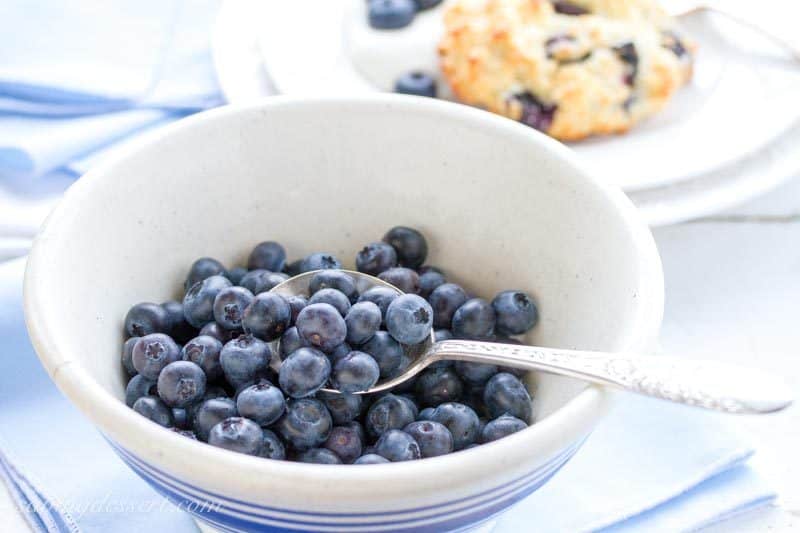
left=356, top=242, right=397, bottom=276
left=213, top=286, right=255, bottom=330
left=318, top=391, right=363, bottom=424
left=418, top=270, right=446, bottom=299
left=368, top=0, right=417, bottom=30
left=394, top=71, right=437, bottom=98
left=454, top=361, right=498, bottom=386
left=374, top=429, right=421, bottom=462
left=365, top=393, right=416, bottom=438
left=404, top=420, right=454, bottom=457
left=208, top=417, right=263, bottom=456
left=428, top=283, right=468, bottom=329
left=124, top=302, right=170, bottom=337
left=236, top=380, right=286, bottom=426
left=247, top=241, right=287, bottom=272
left=483, top=372, right=532, bottom=423
left=309, top=288, right=351, bottom=317
left=378, top=267, right=420, bottom=294
left=183, top=275, right=233, bottom=328
left=492, top=290, right=538, bottom=336
left=157, top=360, right=207, bottom=407
left=452, top=298, right=496, bottom=339
left=386, top=294, right=433, bottom=345
left=275, top=398, right=333, bottom=451
left=357, top=287, right=398, bottom=324
left=481, top=414, right=528, bottom=443
left=242, top=292, right=292, bottom=341
left=259, top=429, right=286, bottom=460
left=332, top=351, right=380, bottom=393
left=360, top=331, right=404, bottom=378
left=184, top=257, right=228, bottom=292
left=415, top=367, right=463, bottom=406
left=324, top=425, right=363, bottom=464
left=278, top=326, right=310, bottom=359
left=309, top=270, right=359, bottom=303
left=354, top=453, right=390, bottom=465
left=226, top=266, right=248, bottom=286
left=131, top=333, right=182, bottom=380
left=429, top=402, right=481, bottom=450
left=193, top=397, right=238, bottom=441
left=182, top=335, right=224, bottom=382
left=278, top=347, right=331, bottom=398
left=300, top=252, right=342, bottom=273
left=344, top=301, right=382, bottom=345
left=125, top=374, right=156, bottom=407
left=295, top=303, right=347, bottom=353
left=132, top=396, right=173, bottom=427
left=297, top=448, right=343, bottom=464
left=219, top=334, right=272, bottom=388
left=121, top=337, right=139, bottom=376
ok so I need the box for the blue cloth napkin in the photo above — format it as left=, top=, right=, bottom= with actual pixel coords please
left=0, top=0, right=222, bottom=181
left=0, top=257, right=774, bottom=532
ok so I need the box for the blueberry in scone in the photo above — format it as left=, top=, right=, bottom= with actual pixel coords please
left=438, top=0, right=695, bottom=141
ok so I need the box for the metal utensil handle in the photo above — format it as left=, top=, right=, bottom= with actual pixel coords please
left=430, top=340, right=793, bottom=414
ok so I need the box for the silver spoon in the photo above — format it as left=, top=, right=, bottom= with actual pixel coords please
left=270, top=270, right=793, bottom=415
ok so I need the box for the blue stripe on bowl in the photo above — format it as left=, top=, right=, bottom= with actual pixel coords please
left=108, top=438, right=584, bottom=532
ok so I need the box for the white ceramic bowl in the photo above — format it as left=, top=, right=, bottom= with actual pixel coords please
left=24, top=96, right=663, bottom=532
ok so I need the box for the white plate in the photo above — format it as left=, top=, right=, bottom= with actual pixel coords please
left=212, top=0, right=800, bottom=225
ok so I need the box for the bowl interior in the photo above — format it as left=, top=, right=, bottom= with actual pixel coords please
left=28, top=97, right=659, bottom=427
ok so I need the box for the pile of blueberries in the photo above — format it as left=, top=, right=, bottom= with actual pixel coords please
left=122, top=226, right=539, bottom=464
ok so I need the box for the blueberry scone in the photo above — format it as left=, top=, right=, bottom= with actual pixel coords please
left=438, top=0, right=695, bottom=141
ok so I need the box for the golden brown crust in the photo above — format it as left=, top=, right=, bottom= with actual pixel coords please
left=439, top=0, right=695, bottom=141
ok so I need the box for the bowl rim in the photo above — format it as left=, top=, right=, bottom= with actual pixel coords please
left=23, top=94, right=664, bottom=495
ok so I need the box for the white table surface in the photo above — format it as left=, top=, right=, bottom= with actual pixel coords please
left=1, top=175, right=799, bottom=531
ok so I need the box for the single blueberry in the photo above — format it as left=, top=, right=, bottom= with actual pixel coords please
left=295, top=303, right=347, bottom=353
left=417, top=406, right=435, bottom=421
left=358, top=287, right=399, bottom=325
left=386, top=294, right=433, bottom=345
left=259, top=429, right=286, bottom=460
left=213, top=286, right=255, bottom=329
left=324, top=425, right=363, bottom=463
left=375, top=430, right=421, bottom=461
left=185, top=257, right=228, bottom=292
left=300, top=252, right=342, bottom=273
left=481, top=414, right=528, bottom=443
left=354, top=453, right=390, bottom=465
left=133, top=396, right=173, bottom=427
left=452, top=298, right=496, bottom=339
left=125, top=374, right=156, bottom=407
left=285, top=295, right=308, bottom=326
left=360, top=331, right=404, bottom=378
left=383, top=226, right=428, bottom=268
left=309, top=271, right=359, bottom=303
left=613, top=42, right=638, bottom=85
left=279, top=347, right=331, bottom=398
left=378, top=267, right=420, bottom=294
left=157, top=361, right=207, bottom=407
left=429, top=402, right=481, bottom=450
left=131, top=333, right=181, bottom=380
left=309, top=288, right=351, bottom=317
left=510, top=91, right=557, bottom=132
left=247, top=241, right=287, bottom=272
left=161, top=301, right=186, bottom=330
left=345, top=301, right=382, bottom=345
left=125, top=302, right=170, bottom=337
left=121, top=337, right=139, bottom=376
left=240, top=269, right=288, bottom=295
left=365, top=393, right=416, bottom=438
left=396, top=394, right=420, bottom=418
left=220, top=334, right=272, bottom=388
left=242, top=292, right=292, bottom=341
left=415, top=367, right=463, bottom=406
left=226, top=267, right=248, bottom=286
left=552, top=0, right=590, bottom=15
left=275, top=398, right=332, bottom=451
left=194, top=397, right=238, bottom=441
left=208, top=417, right=263, bottom=456
left=171, top=407, right=192, bottom=429
left=492, top=290, right=538, bottom=336
left=484, top=372, right=532, bottom=423
left=454, top=361, right=498, bottom=386
left=236, top=380, right=286, bottom=426
left=182, top=335, right=224, bottom=382
left=419, top=271, right=446, bottom=299
left=318, top=391, right=363, bottom=424
left=199, top=322, right=242, bottom=344
left=368, top=0, right=417, bottom=30
left=356, top=242, right=397, bottom=276
left=428, top=283, right=468, bottom=329
left=278, top=326, right=310, bottom=359
left=394, top=71, right=437, bottom=97
left=297, top=448, right=342, bottom=464
left=183, top=275, right=233, bottom=328
left=332, top=351, right=380, bottom=393
left=404, top=420, right=454, bottom=457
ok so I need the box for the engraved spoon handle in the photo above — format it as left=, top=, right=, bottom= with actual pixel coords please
left=431, top=340, right=793, bottom=414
